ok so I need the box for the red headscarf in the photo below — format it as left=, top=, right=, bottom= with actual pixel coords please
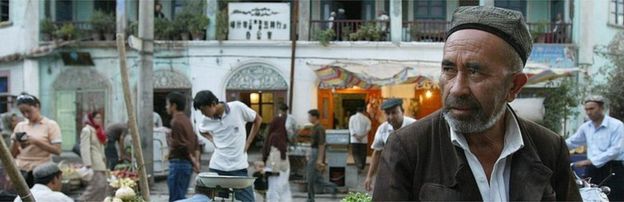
left=86, top=112, right=107, bottom=144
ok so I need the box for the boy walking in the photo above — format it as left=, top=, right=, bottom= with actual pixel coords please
left=166, top=92, right=200, bottom=202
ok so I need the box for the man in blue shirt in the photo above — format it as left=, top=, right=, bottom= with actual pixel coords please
left=567, top=95, right=624, bottom=201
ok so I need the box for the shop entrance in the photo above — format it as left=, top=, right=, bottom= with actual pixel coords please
left=317, top=88, right=382, bottom=150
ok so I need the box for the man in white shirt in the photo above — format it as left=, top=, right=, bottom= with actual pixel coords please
left=364, top=99, right=416, bottom=191
left=194, top=90, right=262, bottom=202
left=14, top=162, right=73, bottom=202
left=348, top=107, right=371, bottom=173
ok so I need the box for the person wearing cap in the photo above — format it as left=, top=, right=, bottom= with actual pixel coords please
left=194, top=90, right=262, bottom=202
left=14, top=162, right=73, bottom=202
left=364, top=98, right=416, bottom=192
left=373, top=6, right=581, bottom=201
left=567, top=95, right=624, bottom=201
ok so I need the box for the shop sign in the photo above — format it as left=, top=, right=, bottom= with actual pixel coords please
left=228, top=3, right=291, bottom=41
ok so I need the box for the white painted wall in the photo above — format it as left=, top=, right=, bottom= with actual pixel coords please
left=0, top=0, right=40, bottom=97
left=187, top=41, right=444, bottom=126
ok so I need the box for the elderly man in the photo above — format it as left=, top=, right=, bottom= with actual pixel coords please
left=567, top=95, right=624, bottom=201
left=14, top=162, right=73, bottom=202
left=373, top=6, right=581, bottom=201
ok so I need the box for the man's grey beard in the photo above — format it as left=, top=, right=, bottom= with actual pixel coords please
left=442, top=95, right=507, bottom=134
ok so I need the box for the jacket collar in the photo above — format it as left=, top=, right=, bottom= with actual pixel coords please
left=440, top=105, right=553, bottom=201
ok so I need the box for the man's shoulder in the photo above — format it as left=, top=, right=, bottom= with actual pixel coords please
left=607, top=116, right=624, bottom=128
left=393, top=112, right=443, bottom=141
left=517, top=117, right=564, bottom=148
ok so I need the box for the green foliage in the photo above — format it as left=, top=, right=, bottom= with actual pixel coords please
left=348, top=23, right=383, bottom=41
left=342, top=192, right=372, bottom=202
left=541, top=78, right=581, bottom=134
left=594, top=32, right=624, bottom=121
left=316, top=29, right=335, bottom=47
left=189, top=14, right=210, bottom=34
left=55, top=23, right=78, bottom=40
left=154, top=18, right=174, bottom=40
left=216, top=9, right=229, bottom=41
left=126, top=21, right=138, bottom=36
left=90, top=10, right=115, bottom=33
left=40, top=18, right=56, bottom=35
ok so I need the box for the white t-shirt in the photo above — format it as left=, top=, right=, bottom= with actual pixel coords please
left=198, top=101, right=257, bottom=171
left=14, top=184, right=74, bottom=202
left=370, top=116, right=416, bottom=150
left=349, top=112, right=371, bottom=144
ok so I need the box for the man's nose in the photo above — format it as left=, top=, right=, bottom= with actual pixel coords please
left=448, top=73, right=471, bottom=97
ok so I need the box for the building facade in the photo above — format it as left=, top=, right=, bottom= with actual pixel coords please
left=0, top=0, right=583, bottom=150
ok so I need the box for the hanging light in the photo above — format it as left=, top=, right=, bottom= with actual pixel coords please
left=250, top=93, right=260, bottom=104
left=425, top=90, right=433, bottom=99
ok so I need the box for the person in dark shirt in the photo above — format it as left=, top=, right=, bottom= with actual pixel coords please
left=105, top=122, right=128, bottom=169
left=155, top=2, right=166, bottom=19
left=306, top=109, right=337, bottom=201
left=166, top=92, right=199, bottom=202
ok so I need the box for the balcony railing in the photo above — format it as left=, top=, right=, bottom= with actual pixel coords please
left=402, top=20, right=450, bottom=42
left=526, top=22, right=572, bottom=44
left=401, top=20, right=572, bottom=44
left=310, top=20, right=391, bottom=42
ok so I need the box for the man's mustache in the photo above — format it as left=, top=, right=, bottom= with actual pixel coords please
left=444, top=95, right=481, bottom=110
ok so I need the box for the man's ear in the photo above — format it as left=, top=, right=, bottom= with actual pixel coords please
left=506, top=73, right=528, bottom=102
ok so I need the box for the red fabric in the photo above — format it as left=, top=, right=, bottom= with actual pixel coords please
left=86, top=112, right=107, bottom=144
left=262, top=116, right=288, bottom=162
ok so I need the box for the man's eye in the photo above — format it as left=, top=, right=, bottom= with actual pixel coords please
left=442, top=66, right=456, bottom=73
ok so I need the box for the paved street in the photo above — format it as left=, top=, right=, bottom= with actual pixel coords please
left=58, top=149, right=371, bottom=202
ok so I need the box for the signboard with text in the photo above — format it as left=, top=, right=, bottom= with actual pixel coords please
left=228, top=3, right=291, bottom=41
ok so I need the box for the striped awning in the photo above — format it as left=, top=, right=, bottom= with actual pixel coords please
left=525, top=63, right=579, bottom=85
left=310, top=60, right=440, bottom=89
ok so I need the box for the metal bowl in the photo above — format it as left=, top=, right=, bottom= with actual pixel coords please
left=196, top=172, right=256, bottom=189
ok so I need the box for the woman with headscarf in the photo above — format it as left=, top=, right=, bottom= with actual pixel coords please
left=262, top=115, right=292, bottom=202
left=79, top=111, right=108, bottom=201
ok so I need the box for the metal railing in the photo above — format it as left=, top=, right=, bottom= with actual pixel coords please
left=310, top=20, right=391, bottom=41
left=526, top=22, right=572, bottom=44
left=402, top=20, right=450, bottom=42
left=402, top=20, right=572, bottom=44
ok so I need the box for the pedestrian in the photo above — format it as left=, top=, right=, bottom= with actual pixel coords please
left=376, top=10, right=389, bottom=39
left=306, top=109, right=337, bottom=202
left=335, top=8, right=346, bottom=41
left=166, top=92, right=200, bottom=202
left=262, top=112, right=292, bottom=202
left=104, top=121, right=129, bottom=170
left=2, top=113, right=23, bottom=147
left=348, top=107, right=371, bottom=173
left=195, top=90, right=262, bottom=202
left=79, top=111, right=108, bottom=202
left=364, top=99, right=415, bottom=191
left=373, top=6, right=581, bottom=201
left=567, top=95, right=624, bottom=201
left=10, top=93, right=62, bottom=188
left=13, top=162, right=73, bottom=202
left=277, top=103, right=298, bottom=145
left=154, top=2, right=166, bottom=19
left=327, top=11, right=336, bottom=30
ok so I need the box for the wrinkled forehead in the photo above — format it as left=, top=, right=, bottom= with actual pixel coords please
left=443, top=29, right=515, bottom=67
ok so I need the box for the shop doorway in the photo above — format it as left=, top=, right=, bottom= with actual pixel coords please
left=153, top=89, right=192, bottom=128
left=318, top=88, right=382, bottom=152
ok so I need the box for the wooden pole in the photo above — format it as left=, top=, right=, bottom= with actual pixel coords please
left=116, top=33, right=151, bottom=201
left=288, top=0, right=299, bottom=113
left=0, top=137, right=34, bottom=201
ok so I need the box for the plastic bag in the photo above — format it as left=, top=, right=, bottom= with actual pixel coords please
left=78, top=167, right=94, bottom=182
